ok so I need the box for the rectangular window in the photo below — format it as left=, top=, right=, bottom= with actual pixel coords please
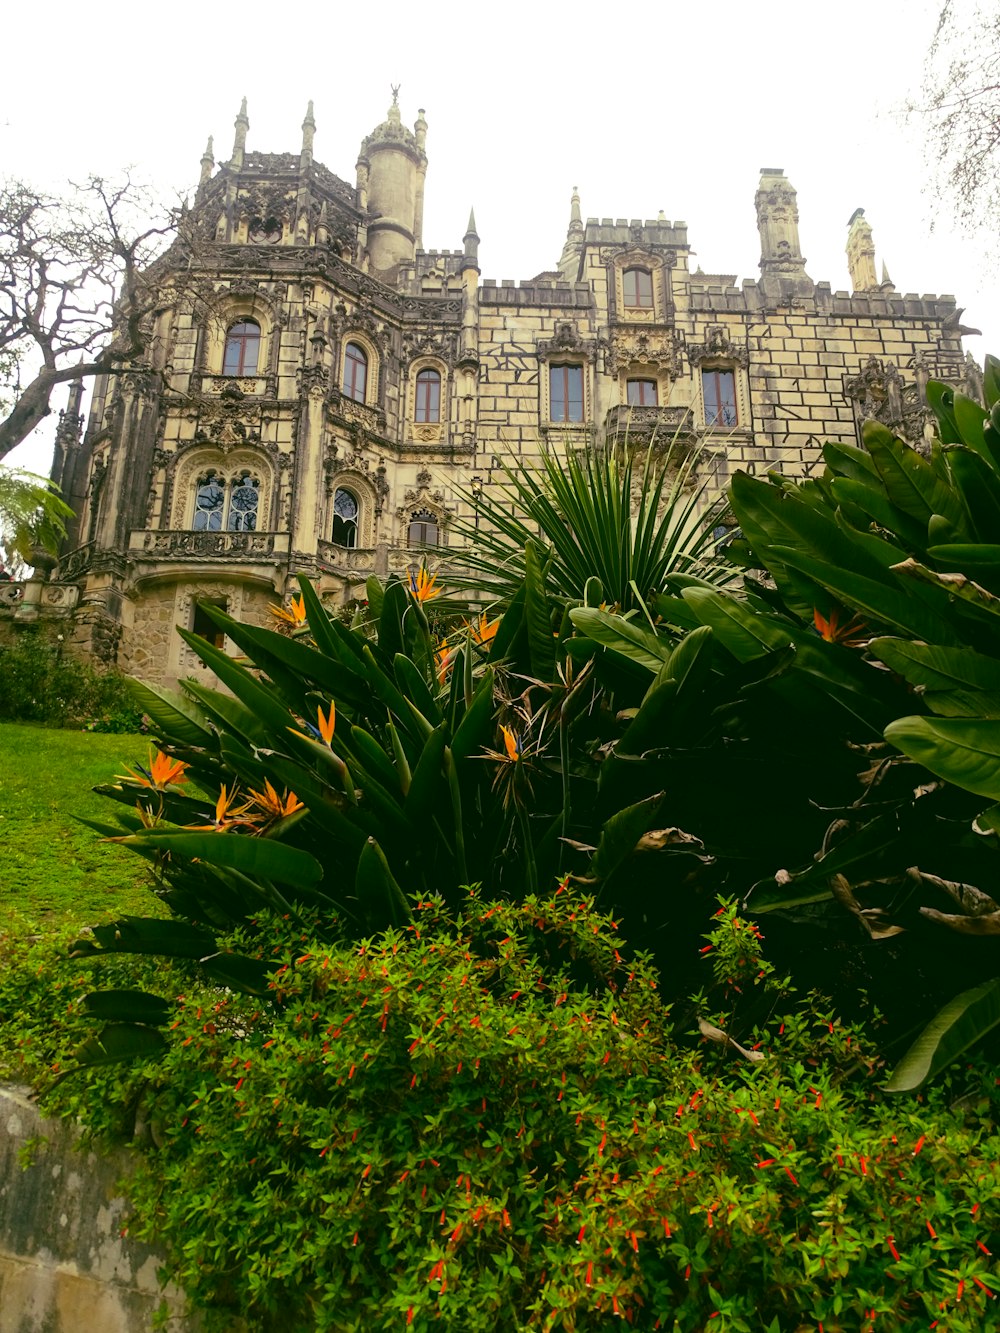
left=702, top=368, right=738, bottom=427
left=626, top=379, right=658, bottom=406
left=550, top=364, right=584, bottom=423
left=192, top=597, right=228, bottom=650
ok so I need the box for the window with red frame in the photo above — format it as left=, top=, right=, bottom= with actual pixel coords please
left=343, top=342, right=368, bottom=403
left=626, top=379, right=658, bottom=406
left=222, top=320, right=261, bottom=376
left=622, top=268, right=654, bottom=309
left=702, top=368, right=738, bottom=427
left=415, top=368, right=441, bottom=423
left=550, top=364, right=584, bottom=422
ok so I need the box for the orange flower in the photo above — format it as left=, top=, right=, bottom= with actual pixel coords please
left=317, top=701, right=336, bottom=746
left=813, top=605, right=868, bottom=647
left=407, top=564, right=441, bottom=603
left=248, top=779, right=306, bottom=820
left=119, top=747, right=189, bottom=790
left=187, top=783, right=256, bottom=832
left=269, top=594, right=307, bottom=625
left=500, top=726, right=521, bottom=762
left=435, top=639, right=453, bottom=687
left=468, top=612, right=499, bottom=646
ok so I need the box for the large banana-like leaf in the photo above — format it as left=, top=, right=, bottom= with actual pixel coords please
left=869, top=638, right=1000, bottom=691
left=884, top=715, right=1000, bottom=800
left=113, top=829, right=324, bottom=886
left=81, top=990, right=173, bottom=1025
left=588, top=792, right=665, bottom=886
left=681, top=588, right=792, bottom=661
left=863, top=421, right=969, bottom=533
left=568, top=606, right=672, bottom=672
left=126, top=679, right=214, bottom=748
left=355, top=837, right=411, bottom=926
left=71, top=918, right=219, bottom=959
left=885, top=978, right=1000, bottom=1092
left=524, top=538, right=557, bottom=683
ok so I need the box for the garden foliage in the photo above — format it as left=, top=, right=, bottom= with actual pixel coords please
left=0, top=628, right=143, bottom=728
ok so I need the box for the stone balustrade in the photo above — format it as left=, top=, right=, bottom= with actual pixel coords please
left=128, top=530, right=289, bottom=560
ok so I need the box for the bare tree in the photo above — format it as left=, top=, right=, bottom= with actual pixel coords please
left=909, top=1, right=1000, bottom=239
left=0, top=174, right=182, bottom=462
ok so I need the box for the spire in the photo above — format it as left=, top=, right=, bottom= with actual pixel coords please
left=755, top=167, right=813, bottom=300
left=846, top=207, right=878, bottom=292
left=880, top=260, right=894, bottom=291
left=415, top=107, right=427, bottom=152
left=231, top=97, right=249, bottom=170
left=558, top=186, right=584, bottom=281
left=462, top=207, right=480, bottom=271
left=199, top=135, right=215, bottom=187
left=301, top=100, right=316, bottom=164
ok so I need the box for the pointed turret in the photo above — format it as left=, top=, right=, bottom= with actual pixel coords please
left=301, top=100, right=316, bottom=166
left=880, top=260, right=895, bottom=292
left=557, top=187, right=584, bottom=281
left=316, top=200, right=330, bottom=246
left=199, top=135, right=215, bottom=189
left=230, top=97, right=249, bottom=170
left=462, top=207, right=480, bottom=272
left=846, top=207, right=878, bottom=292
left=755, top=167, right=813, bottom=300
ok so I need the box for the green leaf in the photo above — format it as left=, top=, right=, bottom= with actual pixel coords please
left=682, top=588, right=792, bottom=661
left=983, top=356, right=1000, bottom=410
left=126, top=679, right=214, bottom=747
left=71, top=918, right=219, bottom=959
left=884, top=715, right=1000, bottom=800
left=952, top=393, right=988, bottom=454
left=863, top=420, right=967, bottom=531
left=870, top=638, right=1000, bottom=692
left=568, top=607, right=671, bottom=672
left=200, top=952, right=273, bottom=996
left=886, top=978, right=1000, bottom=1092
left=355, top=837, right=411, bottom=927
left=394, top=653, right=441, bottom=725
left=80, top=990, right=172, bottom=1025
left=66, top=1024, right=169, bottom=1074
left=524, top=539, right=557, bottom=683
left=589, top=793, right=665, bottom=885
left=115, top=829, right=324, bottom=886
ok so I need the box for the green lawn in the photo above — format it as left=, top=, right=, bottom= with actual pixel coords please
left=0, top=723, right=155, bottom=930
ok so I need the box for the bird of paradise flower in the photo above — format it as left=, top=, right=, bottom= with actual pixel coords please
left=118, top=747, right=189, bottom=791
left=407, top=562, right=441, bottom=603
left=269, top=593, right=308, bottom=626
left=813, top=605, right=868, bottom=647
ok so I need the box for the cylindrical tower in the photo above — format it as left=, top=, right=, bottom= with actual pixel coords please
left=359, top=92, right=427, bottom=273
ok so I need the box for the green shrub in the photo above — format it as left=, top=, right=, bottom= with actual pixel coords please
left=34, top=891, right=1000, bottom=1332
left=0, top=629, right=144, bottom=728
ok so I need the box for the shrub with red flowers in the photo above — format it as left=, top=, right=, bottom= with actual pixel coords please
left=25, top=888, right=1000, bottom=1332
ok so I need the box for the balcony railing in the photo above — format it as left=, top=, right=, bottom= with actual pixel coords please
left=128, top=530, right=289, bottom=560
left=604, top=405, right=695, bottom=449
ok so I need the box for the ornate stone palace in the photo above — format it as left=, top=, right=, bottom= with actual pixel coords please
left=4, top=96, right=980, bottom=684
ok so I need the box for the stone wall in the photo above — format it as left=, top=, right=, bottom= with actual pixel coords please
left=0, top=1084, right=203, bottom=1333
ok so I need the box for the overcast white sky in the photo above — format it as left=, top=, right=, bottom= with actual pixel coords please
left=3, top=0, right=996, bottom=475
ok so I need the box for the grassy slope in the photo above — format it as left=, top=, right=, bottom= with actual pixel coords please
left=0, top=723, right=154, bottom=930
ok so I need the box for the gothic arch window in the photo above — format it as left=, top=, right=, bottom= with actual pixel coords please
left=192, top=469, right=261, bottom=530
left=623, top=268, right=654, bottom=310
left=408, top=508, right=439, bottom=546
left=332, top=487, right=359, bottom=547
left=223, top=320, right=261, bottom=377
left=414, top=368, right=441, bottom=424
left=343, top=342, right=368, bottom=403
left=228, top=472, right=260, bottom=531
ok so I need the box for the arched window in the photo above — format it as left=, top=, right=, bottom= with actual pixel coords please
left=408, top=508, right=439, bottom=546
left=223, top=320, right=261, bottom=376
left=343, top=343, right=368, bottom=403
left=332, top=487, right=359, bottom=547
left=415, top=368, right=441, bottom=423
left=622, top=268, right=654, bottom=310
left=626, top=379, right=658, bottom=406
left=193, top=473, right=226, bottom=530
left=228, top=473, right=260, bottom=531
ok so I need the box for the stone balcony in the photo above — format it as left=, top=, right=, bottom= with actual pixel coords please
left=604, top=405, right=695, bottom=451
left=128, top=530, right=290, bottom=561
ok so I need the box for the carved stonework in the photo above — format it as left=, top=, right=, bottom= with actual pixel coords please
left=537, top=322, right=597, bottom=364
left=686, top=325, right=750, bottom=370
left=192, top=384, right=262, bottom=447
left=843, top=356, right=931, bottom=445
left=402, top=329, right=458, bottom=364
left=604, top=329, right=680, bottom=377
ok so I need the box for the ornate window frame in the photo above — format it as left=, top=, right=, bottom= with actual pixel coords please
left=171, top=447, right=274, bottom=531
left=326, top=470, right=378, bottom=549
left=687, top=325, right=750, bottom=431
left=407, top=357, right=448, bottom=442
left=607, top=248, right=673, bottom=323
left=537, top=323, right=596, bottom=428
left=339, top=333, right=380, bottom=408
left=201, top=290, right=278, bottom=382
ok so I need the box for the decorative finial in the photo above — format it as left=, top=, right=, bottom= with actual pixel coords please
left=391, top=83, right=400, bottom=105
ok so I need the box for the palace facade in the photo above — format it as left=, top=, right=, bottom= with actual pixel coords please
left=4, top=96, right=978, bottom=684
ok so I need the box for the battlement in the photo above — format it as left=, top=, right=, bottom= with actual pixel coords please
left=479, top=278, right=594, bottom=308
left=582, top=218, right=689, bottom=249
